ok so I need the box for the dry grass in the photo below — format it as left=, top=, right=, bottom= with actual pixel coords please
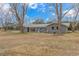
left=0, top=31, right=79, bottom=55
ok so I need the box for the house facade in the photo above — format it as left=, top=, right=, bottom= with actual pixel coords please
left=24, top=23, right=70, bottom=33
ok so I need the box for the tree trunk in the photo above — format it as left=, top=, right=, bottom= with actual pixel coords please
left=18, top=20, right=24, bottom=33
left=56, top=3, right=59, bottom=34
left=55, top=3, right=62, bottom=34
left=20, top=24, right=24, bottom=33
left=59, top=3, right=62, bottom=34
left=72, top=10, right=78, bottom=32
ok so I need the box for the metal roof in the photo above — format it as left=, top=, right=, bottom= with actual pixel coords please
left=24, top=23, right=70, bottom=28
left=25, top=24, right=49, bottom=27
left=62, top=23, right=70, bottom=27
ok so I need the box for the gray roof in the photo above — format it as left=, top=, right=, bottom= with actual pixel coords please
left=24, top=23, right=70, bottom=28
left=25, top=24, right=49, bottom=27
left=62, top=23, right=70, bottom=27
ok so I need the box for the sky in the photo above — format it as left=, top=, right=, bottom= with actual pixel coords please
left=27, top=3, right=76, bottom=22
left=0, top=3, right=78, bottom=24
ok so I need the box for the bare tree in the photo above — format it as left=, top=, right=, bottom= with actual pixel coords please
left=32, top=17, right=45, bottom=24
left=10, top=3, right=28, bottom=33
left=0, top=4, right=13, bottom=31
left=48, top=3, right=74, bottom=34
left=71, top=4, right=79, bottom=32
left=55, top=3, right=62, bottom=34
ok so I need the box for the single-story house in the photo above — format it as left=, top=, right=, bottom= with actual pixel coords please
left=24, top=23, right=70, bottom=33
